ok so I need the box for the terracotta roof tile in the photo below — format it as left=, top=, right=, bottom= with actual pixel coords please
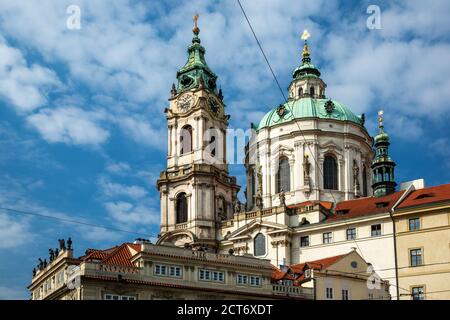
left=397, top=183, right=450, bottom=209
left=290, top=253, right=347, bottom=272
left=330, top=190, right=405, bottom=221
left=80, top=243, right=143, bottom=268
left=288, top=200, right=333, bottom=210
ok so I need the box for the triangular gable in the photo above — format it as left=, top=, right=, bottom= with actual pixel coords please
left=227, top=220, right=289, bottom=241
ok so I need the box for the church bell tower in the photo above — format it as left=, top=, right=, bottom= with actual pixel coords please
left=157, top=15, right=240, bottom=251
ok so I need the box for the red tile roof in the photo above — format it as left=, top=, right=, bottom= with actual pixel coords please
left=397, top=183, right=450, bottom=209
left=330, top=190, right=405, bottom=221
left=288, top=200, right=333, bottom=210
left=272, top=253, right=350, bottom=284
left=81, top=243, right=142, bottom=268
left=290, top=253, right=347, bottom=273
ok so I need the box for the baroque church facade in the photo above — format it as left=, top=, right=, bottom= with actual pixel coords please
left=156, top=19, right=398, bottom=270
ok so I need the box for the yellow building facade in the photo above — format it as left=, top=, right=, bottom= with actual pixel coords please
left=393, top=184, right=450, bottom=300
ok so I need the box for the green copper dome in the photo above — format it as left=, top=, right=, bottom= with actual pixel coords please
left=256, top=98, right=364, bottom=130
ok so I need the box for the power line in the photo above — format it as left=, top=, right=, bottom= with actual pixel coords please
left=235, top=0, right=368, bottom=262
left=236, top=0, right=287, bottom=101
left=0, top=206, right=157, bottom=239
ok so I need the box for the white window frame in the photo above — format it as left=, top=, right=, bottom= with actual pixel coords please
left=326, top=287, right=333, bottom=300
left=323, top=232, right=333, bottom=244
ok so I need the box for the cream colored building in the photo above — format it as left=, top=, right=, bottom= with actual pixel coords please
left=273, top=250, right=391, bottom=300
left=393, top=183, right=450, bottom=300
left=29, top=240, right=313, bottom=300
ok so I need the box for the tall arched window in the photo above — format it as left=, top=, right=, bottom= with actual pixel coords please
left=298, top=87, right=303, bottom=97
left=362, top=166, right=368, bottom=197
left=276, top=157, right=290, bottom=193
left=310, top=86, right=315, bottom=97
left=254, top=233, right=266, bottom=256
left=210, top=136, right=216, bottom=157
left=180, top=125, right=192, bottom=154
left=323, top=155, right=338, bottom=190
left=176, top=192, right=188, bottom=224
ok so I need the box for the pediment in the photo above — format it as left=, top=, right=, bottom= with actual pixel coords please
left=320, top=140, right=342, bottom=152
left=226, top=220, right=290, bottom=241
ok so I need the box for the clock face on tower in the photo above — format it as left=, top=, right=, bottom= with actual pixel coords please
left=208, top=96, right=220, bottom=114
left=177, top=94, right=193, bottom=113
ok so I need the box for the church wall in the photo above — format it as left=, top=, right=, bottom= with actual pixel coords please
left=251, top=119, right=373, bottom=209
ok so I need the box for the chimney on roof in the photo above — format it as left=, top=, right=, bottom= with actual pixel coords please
left=400, top=179, right=425, bottom=191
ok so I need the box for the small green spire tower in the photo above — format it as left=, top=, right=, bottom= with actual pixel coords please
left=175, top=14, right=217, bottom=94
left=371, top=110, right=397, bottom=197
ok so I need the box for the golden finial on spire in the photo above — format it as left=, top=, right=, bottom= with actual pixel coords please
left=192, top=13, right=200, bottom=35
left=378, top=110, right=384, bottom=132
left=300, top=29, right=311, bottom=62
left=301, top=29, right=311, bottom=41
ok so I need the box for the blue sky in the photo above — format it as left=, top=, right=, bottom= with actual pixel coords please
left=0, top=0, right=450, bottom=299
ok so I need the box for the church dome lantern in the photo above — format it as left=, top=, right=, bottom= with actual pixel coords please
left=288, top=30, right=327, bottom=101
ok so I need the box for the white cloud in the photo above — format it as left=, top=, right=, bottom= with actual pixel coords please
left=0, top=213, right=31, bottom=249
left=27, top=107, right=109, bottom=146
left=105, top=162, right=131, bottom=174
left=97, top=177, right=148, bottom=200
left=0, top=37, right=60, bottom=112
left=104, top=201, right=159, bottom=226
left=117, top=116, right=166, bottom=150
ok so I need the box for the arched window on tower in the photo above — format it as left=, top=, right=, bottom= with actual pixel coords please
left=210, top=135, right=216, bottom=157
left=180, top=125, right=192, bottom=155
left=298, top=87, right=303, bottom=97
left=362, top=166, right=368, bottom=197
left=254, top=233, right=266, bottom=256
left=276, top=157, right=290, bottom=193
left=176, top=192, right=188, bottom=224
left=323, top=155, right=338, bottom=190
left=310, top=86, right=315, bottom=97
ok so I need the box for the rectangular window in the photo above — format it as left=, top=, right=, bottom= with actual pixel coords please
left=410, top=249, right=423, bottom=267
left=323, top=232, right=332, bottom=244
left=155, top=264, right=167, bottom=276
left=169, top=266, right=182, bottom=278
left=412, top=287, right=425, bottom=300
left=342, top=289, right=349, bottom=300
left=371, top=224, right=382, bottom=237
left=199, top=269, right=223, bottom=282
left=249, top=276, right=261, bottom=287
left=300, top=236, right=310, bottom=247
left=409, top=218, right=420, bottom=231
left=346, top=228, right=356, bottom=240
left=237, top=274, right=248, bottom=285
left=104, top=294, right=136, bottom=300
left=326, top=287, right=333, bottom=299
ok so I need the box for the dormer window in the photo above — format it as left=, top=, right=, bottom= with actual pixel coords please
left=375, top=202, right=389, bottom=208
left=415, top=193, right=434, bottom=200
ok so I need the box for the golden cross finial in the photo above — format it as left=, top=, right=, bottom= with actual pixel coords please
left=192, top=13, right=200, bottom=34
left=378, top=110, right=384, bottom=131
left=193, top=14, right=199, bottom=27
left=301, top=29, right=311, bottom=41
